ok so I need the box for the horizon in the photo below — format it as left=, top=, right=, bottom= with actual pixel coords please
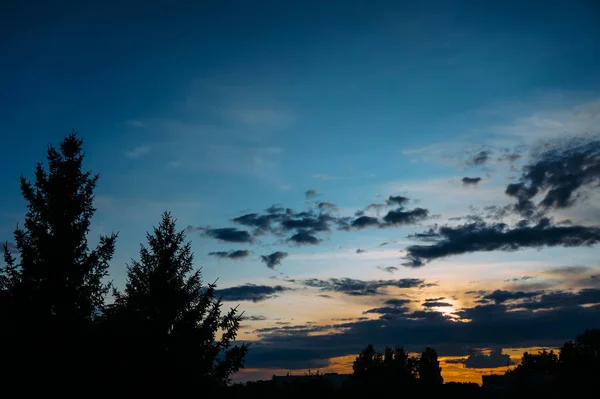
left=2, top=0, right=600, bottom=386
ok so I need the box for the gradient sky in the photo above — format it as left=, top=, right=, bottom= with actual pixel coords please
left=2, top=0, right=600, bottom=384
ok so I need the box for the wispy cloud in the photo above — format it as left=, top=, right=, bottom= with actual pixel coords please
left=124, top=144, right=151, bottom=159
left=231, top=108, right=294, bottom=128
left=125, top=119, right=146, bottom=128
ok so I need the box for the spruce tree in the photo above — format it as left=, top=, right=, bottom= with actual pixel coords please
left=1, top=132, right=116, bottom=328
left=0, top=132, right=117, bottom=389
left=111, top=211, right=249, bottom=390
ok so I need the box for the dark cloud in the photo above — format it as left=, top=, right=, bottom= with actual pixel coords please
left=232, top=213, right=280, bottom=233
left=266, top=204, right=284, bottom=214
left=506, top=138, right=600, bottom=217
left=363, top=306, right=410, bottom=316
left=244, top=287, right=600, bottom=370
left=287, top=230, right=320, bottom=245
left=377, top=266, right=398, bottom=273
left=215, top=284, right=290, bottom=302
left=449, top=349, right=514, bottom=368
left=260, top=251, right=288, bottom=269
left=280, top=212, right=335, bottom=233
left=516, top=288, right=600, bottom=310
left=200, top=227, right=254, bottom=243
left=422, top=301, right=453, bottom=308
left=297, top=277, right=432, bottom=296
left=382, top=207, right=428, bottom=227
left=466, top=150, right=491, bottom=166
left=305, top=189, right=319, bottom=199
left=404, top=218, right=600, bottom=266
left=462, top=177, right=482, bottom=186
left=386, top=196, right=410, bottom=207
left=244, top=315, right=268, bottom=321
left=384, top=298, right=413, bottom=306
left=356, top=248, right=367, bottom=254
left=207, top=249, right=250, bottom=259
left=481, top=289, right=543, bottom=304
left=348, top=216, right=380, bottom=229
left=317, top=201, right=337, bottom=211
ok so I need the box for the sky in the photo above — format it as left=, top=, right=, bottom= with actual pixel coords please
left=2, top=0, right=600, bottom=385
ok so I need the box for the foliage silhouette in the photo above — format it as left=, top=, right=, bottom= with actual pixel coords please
left=0, top=132, right=118, bottom=392
left=1, top=132, right=117, bottom=326
left=505, top=328, right=600, bottom=396
left=419, top=346, right=444, bottom=385
left=104, top=211, right=249, bottom=392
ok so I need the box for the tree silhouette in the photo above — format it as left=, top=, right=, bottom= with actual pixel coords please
left=1, top=132, right=116, bottom=326
left=0, top=132, right=118, bottom=390
left=351, top=344, right=419, bottom=391
left=108, top=211, right=249, bottom=391
left=419, top=347, right=443, bottom=385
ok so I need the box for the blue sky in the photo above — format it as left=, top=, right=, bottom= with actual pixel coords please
left=2, top=0, right=600, bottom=383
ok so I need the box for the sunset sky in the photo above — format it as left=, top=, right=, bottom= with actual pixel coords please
left=2, top=0, right=600, bottom=385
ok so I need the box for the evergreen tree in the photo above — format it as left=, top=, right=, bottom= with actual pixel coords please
left=110, top=211, right=249, bottom=391
left=1, top=132, right=117, bottom=328
left=0, top=132, right=117, bottom=390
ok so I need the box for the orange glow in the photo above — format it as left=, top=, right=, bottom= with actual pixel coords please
left=232, top=346, right=558, bottom=385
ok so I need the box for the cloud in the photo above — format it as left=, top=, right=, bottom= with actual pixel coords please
left=215, top=284, right=291, bottom=302
left=282, top=212, right=333, bottom=231
left=232, top=108, right=293, bottom=128
left=287, top=230, right=320, bottom=245
left=296, top=277, right=432, bottom=296
left=363, top=306, right=410, bottom=316
left=465, top=150, right=491, bottom=166
left=450, top=349, right=514, bottom=368
left=244, top=287, right=600, bottom=370
left=377, top=266, right=399, bottom=273
left=422, top=300, right=453, bottom=308
left=260, top=251, right=288, bottom=269
left=386, top=196, right=410, bottom=207
left=125, top=119, right=146, bottom=128
left=384, top=298, right=413, bottom=306
left=203, top=227, right=254, bottom=243
left=266, top=204, right=284, bottom=214
left=480, top=289, right=543, bottom=304
left=462, top=177, right=482, bottom=186
left=356, top=248, right=367, bottom=254
left=317, top=201, right=337, bottom=211
left=124, top=144, right=151, bottom=159
left=404, top=218, right=600, bottom=266
left=244, top=315, right=268, bottom=321
left=505, top=137, right=600, bottom=217
left=305, top=189, right=319, bottom=199
left=349, top=216, right=380, bottom=229
left=207, top=249, right=250, bottom=259
left=232, top=212, right=280, bottom=233
left=366, top=203, right=386, bottom=213
left=515, top=288, right=600, bottom=310
left=381, top=207, right=429, bottom=227
left=313, top=174, right=336, bottom=180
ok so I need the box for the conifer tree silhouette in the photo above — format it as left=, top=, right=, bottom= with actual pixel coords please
left=110, top=211, right=249, bottom=391
left=0, top=132, right=117, bottom=389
